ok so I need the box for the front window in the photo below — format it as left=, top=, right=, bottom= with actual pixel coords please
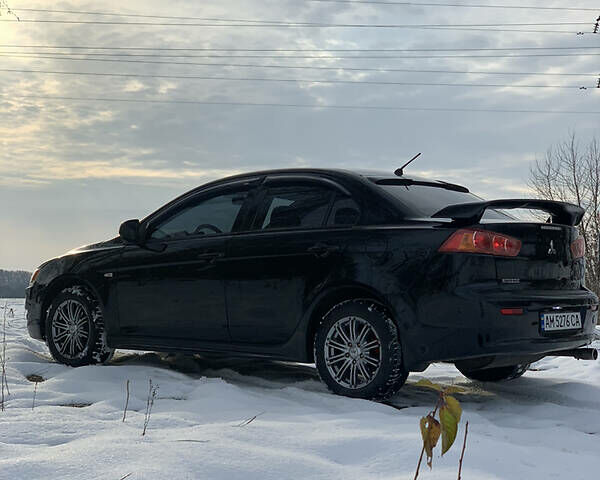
left=150, top=189, right=249, bottom=240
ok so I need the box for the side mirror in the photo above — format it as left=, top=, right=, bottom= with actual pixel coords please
left=119, top=219, right=142, bottom=244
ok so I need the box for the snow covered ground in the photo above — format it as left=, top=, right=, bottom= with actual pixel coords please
left=1, top=298, right=598, bottom=480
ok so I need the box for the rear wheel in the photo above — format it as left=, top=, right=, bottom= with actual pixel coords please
left=46, top=286, right=114, bottom=367
left=457, top=363, right=530, bottom=382
left=314, top=299, right=407, bottom=400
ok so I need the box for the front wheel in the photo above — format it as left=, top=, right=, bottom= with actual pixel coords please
left=456, top=363, right=530, bottom=382
left=314, top=299, right=408, bottom=400
left=46, top=286, right=114, bottom=367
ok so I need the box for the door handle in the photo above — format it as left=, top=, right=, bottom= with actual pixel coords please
left=307, top=243, right=340, bottom=258
left=196, top=252, right=225, bottom=262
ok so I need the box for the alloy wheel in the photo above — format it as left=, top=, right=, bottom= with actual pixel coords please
left=324, top=315, right=382, bottom=389
left=51, top=299, right=91, bottom=359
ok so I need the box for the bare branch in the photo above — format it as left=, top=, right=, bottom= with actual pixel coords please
left=528, top=133, right=600, bottom=295
left=0, top=1, right=20, bottom=20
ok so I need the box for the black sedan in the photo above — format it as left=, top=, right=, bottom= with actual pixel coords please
left=25, top=168, right=598, bottom=399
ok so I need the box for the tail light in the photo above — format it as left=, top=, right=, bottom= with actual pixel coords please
left=439, top=229, right=521, bottom=257
left=501, top=308, right=524, bottom=315
left=570, top=236, right=585, bottom=259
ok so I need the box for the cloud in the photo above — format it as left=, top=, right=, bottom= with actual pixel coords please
left=1, top=0, right=599, bottom=269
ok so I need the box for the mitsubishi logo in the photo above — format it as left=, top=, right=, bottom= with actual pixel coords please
left=547, top=240, right=557, bottom=256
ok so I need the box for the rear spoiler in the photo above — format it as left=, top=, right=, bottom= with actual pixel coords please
left=432, top=199, right=584, bottom=227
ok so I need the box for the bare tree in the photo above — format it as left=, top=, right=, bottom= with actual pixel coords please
left=529, top=133, right=600, bottom=295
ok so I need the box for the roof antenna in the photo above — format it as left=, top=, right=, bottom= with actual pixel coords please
left=394, top=152, right=421, bottom=177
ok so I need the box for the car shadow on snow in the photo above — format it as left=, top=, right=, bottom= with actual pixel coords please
left=109, top=351, right=493, bottom=408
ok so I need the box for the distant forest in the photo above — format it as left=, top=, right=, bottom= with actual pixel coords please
left=0, top=270, right=31, bottom=298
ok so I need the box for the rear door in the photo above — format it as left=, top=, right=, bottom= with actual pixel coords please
left=115, top=180, right=258, bottom=343
left=224, top=175, right=360, bottom=344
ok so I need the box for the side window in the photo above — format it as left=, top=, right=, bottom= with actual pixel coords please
left=150, top=189, right=250, bottom=240
left=327, top=195, right=361, bottom=226
left=255, top=185, right=334, bottom=230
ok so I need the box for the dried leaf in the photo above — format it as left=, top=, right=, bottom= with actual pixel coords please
left=420, top=415, right=441, bottom=468
left=439, top=406, right=459, bottom=455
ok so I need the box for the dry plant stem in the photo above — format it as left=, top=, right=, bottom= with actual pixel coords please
left=122, top=379, right=130, bottom=422
left=1, top=301, right=7, bottom=411
left=236, top=412, right=265, bottom=427
left=142, top=378, right=158, bottom=436
left=457, top=421, right=469, bottom=480
left=32, top=382, right=38, bottom=410
left=413, top=446, right=426, bottom=480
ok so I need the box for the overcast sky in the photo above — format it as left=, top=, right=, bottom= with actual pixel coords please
left=1, top=0, right=599, bottom=271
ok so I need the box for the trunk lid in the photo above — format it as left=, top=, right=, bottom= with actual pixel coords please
left=479, top=222, right=583, bottom=289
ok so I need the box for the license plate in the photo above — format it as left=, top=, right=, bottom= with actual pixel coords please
left=540, top=311, right=582, bottom=332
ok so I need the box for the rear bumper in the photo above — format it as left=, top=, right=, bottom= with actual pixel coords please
left=25, top=285, right=44, bottom=340
left=407, top=286, right=598, bottom=369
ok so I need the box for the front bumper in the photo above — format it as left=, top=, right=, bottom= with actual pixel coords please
left=25, top=285, right=44, bottom=340
left=408, top=286, right=598, bottom=368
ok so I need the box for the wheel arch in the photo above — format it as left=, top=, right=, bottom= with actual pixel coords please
left=40, top=275, right=103, bottom=339
left=304, top=283, right=396, bottom=363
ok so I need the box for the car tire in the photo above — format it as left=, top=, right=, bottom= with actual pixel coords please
left=456, top=363, right=530, bottom=382
left=46, top=286, right=115, bottom=367
left=314, top=299, right=408, bottom=400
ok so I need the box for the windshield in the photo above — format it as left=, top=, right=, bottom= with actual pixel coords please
left=378, top=183, right=511, bottom=220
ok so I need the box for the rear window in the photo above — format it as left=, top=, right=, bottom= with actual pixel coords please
left=377, top=183, right=511, bottom=220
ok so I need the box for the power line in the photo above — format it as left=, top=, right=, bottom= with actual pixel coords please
left=5, top=50, right=600, bottom=59
left=12, top=5, right=600, bottom=17
left=0, top=18, right=591, bottom=33
left=0, top=68, right=594, bottom=89
left=1, top=66, right=596, bottom=80
left=3, top=44, right=600, bottom=52
left=3, top=53, right=600, bottom=65
left=4, top=93, right=600, bottom=115
left=305, top=0, right=600, bottom=12
left=6, top=8, right=597, bottom=24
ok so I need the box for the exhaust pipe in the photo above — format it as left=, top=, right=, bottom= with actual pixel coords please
left=548, top=348, right=598, bottom=360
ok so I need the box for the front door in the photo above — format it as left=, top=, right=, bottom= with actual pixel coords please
left=115, top=183, right=256, bottom=343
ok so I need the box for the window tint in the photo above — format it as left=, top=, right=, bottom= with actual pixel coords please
left=256, top=185, right=334, bottom=230
left=328, top=196, right=361, bottom=226
left=150, top=189, right=249, bottom=240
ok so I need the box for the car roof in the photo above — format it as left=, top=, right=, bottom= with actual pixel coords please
left=143, top=167, right=470, bottom=225
left=206, top=167, right=467, bottom=190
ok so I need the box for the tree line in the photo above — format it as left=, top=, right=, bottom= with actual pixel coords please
left=0, top=270, right=31, bottom=298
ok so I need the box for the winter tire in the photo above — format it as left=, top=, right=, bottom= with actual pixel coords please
left=314, top=299, right=408, bottom=400
left=456, top=363, right=530, bottom=382
left=46, top=286, right=114, bottom=367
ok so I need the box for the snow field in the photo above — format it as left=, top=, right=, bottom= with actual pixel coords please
left=0, top=299, right=598, bottom=480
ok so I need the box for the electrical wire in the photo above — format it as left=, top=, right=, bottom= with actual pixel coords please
left=2, top=53, right=599, bottom=65
left=4, top=9, right=595, bottom=27
left=1, top=63, right=595, bottom=77
left=305, top=0, right=600, bottom=12
left=1, top=68, right=596, bottom=88
left=2, top=44, right=600, bottom=52
left=5, top=94, right=600, bottom=114
left=0, top=18, right=591, bottom=32
left=0, top=68, right=596, bottom=84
